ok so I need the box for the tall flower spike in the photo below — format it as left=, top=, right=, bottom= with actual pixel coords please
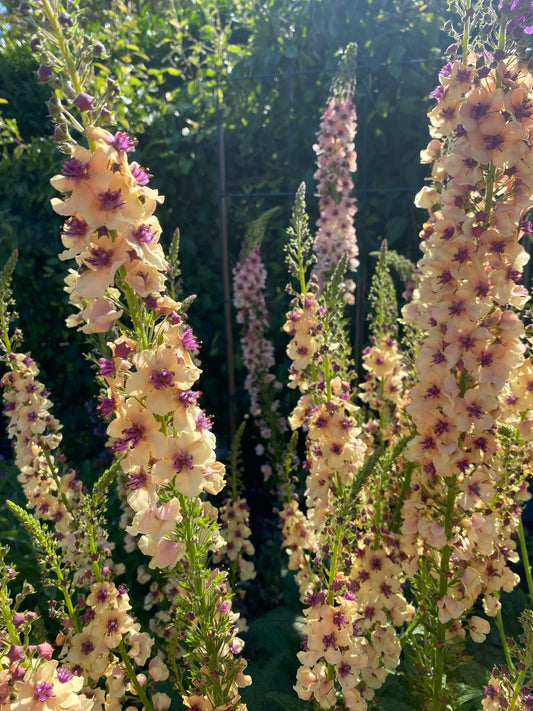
left=402, top=6, right=533, bottom=704
left=23, top=1, right=251, bottom=708
left=312, top=43, right=359, bottom=304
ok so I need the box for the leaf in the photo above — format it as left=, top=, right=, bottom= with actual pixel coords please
left=456, top=683, right=484, bottom=708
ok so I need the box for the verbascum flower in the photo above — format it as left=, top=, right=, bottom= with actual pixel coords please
left=402, top=28, right=533, bottom=704
left=312, top=44, right=359, bottom=304
left=51, top=126, right=166, bottom=334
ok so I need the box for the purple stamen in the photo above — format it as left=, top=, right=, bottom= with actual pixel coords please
left=98, top=189, right=125, bottom=211
left=34, top=682, right=55, bottom=702
left=61, top=158, right=89, bottom=181
left=110, top=131, right=136, bottom=153
left=173, top=452, right=194, bottom=472
left=131, top=224, right=156, bottom=244
left=86, top=246, right=111, bottom=268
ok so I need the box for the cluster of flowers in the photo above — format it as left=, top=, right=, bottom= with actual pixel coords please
left=48, top=122, right=251, bottom=708
left=216, top=496, right=256, bottom=585
left=51, top=125, right=166, bottom=333
left=402, top=44, right=533, bottom=701
left=3, top=0, right=253, bottom=706
left=232, top=244, right=277, bottom=418
left=2, top=352, right=77, bottom=531
left=232, top=237, right=287, bottom=482
left=0, top=345, right=123, bottom=584
left=280, top=184, right=417, bottom=709
left=312, top=46, right=359, bottom=304
left=0, top=347, right=173, bottom=710
left=359, top=334, right=409, bottom=447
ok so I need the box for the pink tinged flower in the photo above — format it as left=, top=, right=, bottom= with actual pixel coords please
left=126, top=348, right=200, bottom=415
left=148, top=657, right=170, bottom=682
left=469, top=615, right=491, bottom=643
left=152, top=693, right=172, bottom=711
left=51, top=144, right=110, bottom=198
left=80, top=298, right=123, bottom=334
left=437, top=595, right=465, bottom=623
left=107, top=403, right=167, bottom=467
left=152, top=538, right=183, bottom=569
left=151, top=431, right=215, bottom=496
left=59, top=215, right=91, bottom=260
left=446, top=387, right=497, bottom=433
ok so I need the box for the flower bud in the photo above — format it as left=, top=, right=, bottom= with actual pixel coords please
left=29, top=36, right=41, bottom=53
left=53, top=123, right=70, bottom=143
left=37, top=643, right=54, bottom=660
left=18, top=3, right=32, bottom=16
left=58, top=11, right=73, bottom=25
left=12, top=612, right=25, bottom=627
left=74, top=92, right=95, bottom=112
left=94, top=41, right=106, bottom=56
left=12, top=665, right=26, bottom=682
left=38, top=65, right=53, bottom=83
left=7, top=645, right=23, bottom=663
left=47, top=97, right=63, bottom=117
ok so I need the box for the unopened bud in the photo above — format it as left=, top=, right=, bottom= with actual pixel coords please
left=53, top=123, right=70, bottom=142
left=37, top=643, right=54, bottom=660
left=58, top=11, right=73, bottom=25
left=94, top=41, right=106, bottom=56
left=12, top=665, right=26, bottom=681
left=38, top=65, right=53, bottom=83
left=29, top=36, right=41, bottom=53
left=73, top=92, right=94, bottom=111
left=7, top=645, right=23, bottom=663
left=18, top=3, right=32, bottom=16
left=47, top=97, right=62, bottom=117
left=12, top=612, right=25, bottom=627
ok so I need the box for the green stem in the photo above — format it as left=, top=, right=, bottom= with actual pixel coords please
left=117, top=639, right=155, bottom=711
left=119, top=270, right=149, bottom=349
left=495, top=606, right=514, bottom=671
left=0, top=305, right=12, bottom=354
left=327, top=527, right=342, bottom=605
left=483, top=163, right=497, bottom=227
left=391, top=462, right=413, bottom=534
left=53, top=560, right=81, bottom=634
left=462, top=0, right=471, bottom=63
left=518, top=519, right=533, bottom=600
left=507, top=628, right=533, bottom=711
left=0, top=599, right=22, bottom=645
left=37, top=435, right=73, bottom=516
left=399, top=612, right=422, bottom=643
left=431, top=482, right=457, bottom=711
left=41, top=0, right=95, bottom=149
